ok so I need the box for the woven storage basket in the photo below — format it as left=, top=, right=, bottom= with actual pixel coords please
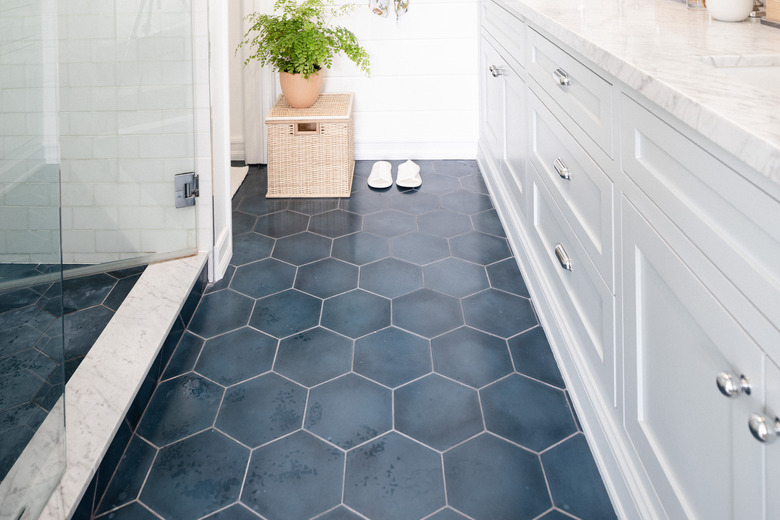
left=265, top=93, right=355, bottom=198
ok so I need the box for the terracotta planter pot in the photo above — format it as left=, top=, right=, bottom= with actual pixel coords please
left=279, top=70, right=323, bottom=108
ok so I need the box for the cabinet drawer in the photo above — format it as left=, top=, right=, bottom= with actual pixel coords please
left=621, top=95, right=780, bottom=348
left=527, top=29, right=612, bottom=156
left=530, top=169, right=614, bottom=401
left=529, top=90, right=613, bottom=289
left=481, top=0, right=525, bottom=72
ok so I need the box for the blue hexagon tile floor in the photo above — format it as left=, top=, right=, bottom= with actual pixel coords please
left=92, top=161, right=616, bottom=520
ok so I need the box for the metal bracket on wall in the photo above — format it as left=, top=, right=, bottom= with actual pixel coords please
left=175, top=172, right=199, bottom=208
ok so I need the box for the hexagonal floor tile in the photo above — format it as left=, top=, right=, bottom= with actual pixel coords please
left=541, top=434, right=617, bottom=519
left=232, top=211, right=257, bottom=236
left=250, top=290, right=322, bottom=339
left=275, top=327, right=353, bottom=387
left=331, top=232, right=390, bottom=265
left=354, top=327, right=431, bottom=388
left=161, top=332, right=204, bottom=381
left=344, top=432, right=445, bottom=520
left=288, top=198, right=340, bottom=215
left=339, top=191, right=390, bottom=215
left=434, top=160, right=479, bottom=177
left=254, top=210, right=309, bottom=238
left=417, top=173, right=461, bottom=195
left=216, top=372, right=306, bottom=448
left=141, top=429, right=249, bottom=520
left=462, top=289, right=537, bottom=338
left=393, top=289, right=462, bottom=338
left=136, top=374, right=223, bottom=447
left=444, top=433, right=550, bottom=520
left=195, top=327, right=277, bottom=386
left=95, top=435, right=159, bottom=515
left=359, top=258, right=422, bottom=298
left=427, top=508, right=470, bottom=520
left=231, top=233, right=275, bottom=266
left=394, top=374, right=482, bottom=451
left=417, top=210, right=473, bottom=238
left=431, top=327, right=513, bottom=388
left=450, top=232, right=510, bottom=265
left=389, top=190, right=441, bottom=215
left=201, top=504, right=260, bottom=520
left=391, top=232, right=450, bottom=265
left=230, top=259, right=296, bottom=299
left=236, top=195, right=287, bottom=217
left=486, top=258, right=529, bottom=297
left=188, top=290, right=254, bottom=339
left=481, top=374, right=576, bottom=452
left=295, top=258, right=359, bottom=298
left=272, top=232, right=332, bottom=265
left=321, top=289, right=390, bottom=339
left=508, top=327, right=565, bottom=388
left=309, top=209, right=362, bottom=238
left=441, top=191, right=493, bottom=215
left=472, top=209, right=506, bottom=238
left=459, top=173, right=489, bottom=194
left=423, top=258, right=489, bottom=298
left=242, top=431, right=344, bottom=520
left=363, top=210, right=417, bottom=238
left=305, top=373, right=391, bottom=449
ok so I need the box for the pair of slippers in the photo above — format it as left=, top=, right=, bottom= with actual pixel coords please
left=367, top=160, right=422, bottom=189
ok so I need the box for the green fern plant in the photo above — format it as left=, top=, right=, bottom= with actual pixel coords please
left=239, top=0, right=370, bottom=79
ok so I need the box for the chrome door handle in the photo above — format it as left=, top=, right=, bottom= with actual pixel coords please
left=553, top=68, right=570, bottom=86
left=716, top=372, right=751, bottom=398
left=489, top=65, right=503, bottom=77
left=555, top=244, right=572, bottom=271
left=748, top=413, right=780, bottom=443
left=553, top=158, right=571, bottom=180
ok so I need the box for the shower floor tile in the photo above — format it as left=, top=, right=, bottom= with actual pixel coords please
left=94, top=162, right=616, bottom=520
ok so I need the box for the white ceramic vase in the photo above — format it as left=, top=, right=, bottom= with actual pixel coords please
left=706, top=0, right=753, bottom=21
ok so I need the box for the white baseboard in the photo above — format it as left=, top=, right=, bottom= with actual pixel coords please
left=212, top=227, right=232, bottom=283
left=231, top=138, right=246, bottom=162
left=355, top=140, right=477, bottom=160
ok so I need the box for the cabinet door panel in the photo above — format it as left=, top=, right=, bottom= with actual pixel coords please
left=500, top=69, right=527, bottom=213
left=765, top=359, right=780, bottom=519
left=622, top=197, right=763, bottom=520
left=479, top=36, right=504, bottom=166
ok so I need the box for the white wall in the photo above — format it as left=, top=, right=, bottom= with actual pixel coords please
left=230, top=0, right=479, bottom=161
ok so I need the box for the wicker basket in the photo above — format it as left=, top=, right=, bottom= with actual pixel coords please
left=265, top=93, right=355, bottom=198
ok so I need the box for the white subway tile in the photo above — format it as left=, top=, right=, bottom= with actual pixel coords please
left=6, top=230, right=56, bottom=254
left=59, top=136, right=93, bottom=160
left=139, top=85, right=193, bottom=110
left=95, top=229, right=141, bottom=253
left=72, top=206, right=118, bottom=230
left=62, top=229, right=95, bottom=254
left=68, top=112, right=117, bottom=136
left=120, top=205, right=164, bottom=229
left=0, top=207, right=29, bottom=230
left=94, top=182, right=139, bottom=207
left=138, top=182, right=172, bottom=207
left=141, top=228, right=190, bottom=252
left=29, top=206, right=60, bottom=231
left=139, top=134, right=193, bottom=159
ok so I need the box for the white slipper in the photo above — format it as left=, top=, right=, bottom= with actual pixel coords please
left=367, top=161, right=393, bottom=189
left=396, top=160, right=422, bottom=188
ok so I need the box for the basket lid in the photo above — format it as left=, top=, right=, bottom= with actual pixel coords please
left=265, top=93, right=354, bottom=123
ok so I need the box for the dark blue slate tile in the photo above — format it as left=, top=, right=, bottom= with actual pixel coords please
left=44, top=273, right=116, bottom=314
left=288, top=198, right=340, bottom=216
left=275, top=327, right=352, bottom=387
left=389, top=190, right=441, bottom=215
left=0, top=263, right=41, bottom=280
left=538, top=510, right=577, bottom=520
left=390, top=232, right=450, bottom=266
left=427, top=508, right=470, bottom=520
left=231, top=259, right=296, bottom=299
left=431, top=327, right=512, bottom=388
left=94, top=420, right=133, bottom=508
left=344, top=432, right=445, bottom=520
left=354, top=327, right=431, bottom=388
left=472, top=208, right=506, bottom=238
left=309, top=209, right=362, bottom=238
left=449, top=232, right=511, bottom=265
left=0, top=304, right=56, bottom=339
left=254, top=210, right=309, bottom=238
left=162, top=332, right=205, bottom=380
left=434, top=160, right=479, bottom=177
left=205, top=265, right=235, bottom=295
left=416, top=173, right=461, bottom=195
left=273, top=232, right=332, bottom=266
left=482, top=374, right=576, bottom=452
left=0, top=287, right=41, bottom=314
left=102, top=273, right=141, bottom=311
left=459, top=173, right=489, bottom=194
left=444, top=434, right=550, bottom=520
left=305, top=374, right=391, bottom=449
left=159, top=316, right=185, bottom=373
left=565, top=391, right=583, bottom=432
left=339, top=189, right=390, bottom=215
left=508, top=327, right=565, bottom=388
left=216, top=373, right=306, bottom=448
left=71, top=474, right=96, bottom=520
left=202, top=503, right=263, bottom=519
left=96, top=435, right=157, bottom=514
left=180, top=267, right=206, bottom=326
left=231, top=233, right=275, bottom=267
left=141, top=430, right=249, bottom=520
left=462, top=289, right=537, bottom=338
left=61, top=306, right=115, bottom=359
left=136, top=375, right=223, bottom=447
left=541, top=434, right=617, bottom=520
left=237, top=193, right=288, bottom=217
left=196, top=328, right=276, bottom=386
left=188, top=290, right=254, bottom=339
left=392, top=289, right=462, bottom=338
left=363, top=210, right=417, bottom=237
left=441, top=191, right=493, bottom=215
left=321, top=289, right=391, bottom=339
left=424, top=258, right=489, bottom=298
left=486, top=258, right=529, bottom=297
left=417, top=210, right=473, bottom=238
left=314, top=506, right=365, bottom=520
left=232, top=210, right=258, bottom=236
left=332, top=232, right=390, bottom=265
left=250, top=290, right=322, bottom=339
left=0, top=423, right=35, bottom=479
left=242, top=431, right=344, bottom=520
left=394, top=374, right=482, bottom=450
left=2, top=305, right=56, bottom=357
left=98, top=501, right=160, bottom=519
left=107, top=265, right=146, bottom=279
left=359, top=258, right=422, bottom=298
left=295, top=258, right=359, bottom=298
left=126, top=350, right=161, bottom=429
left=0, top=401, right=39, bottom=434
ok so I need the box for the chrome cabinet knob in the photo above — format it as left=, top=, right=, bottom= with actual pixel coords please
left=553, top=67, right=570, bottom=86
left=748, top=413, right=780, bottom=443
left=489, top=65, right=503, bottom=78
left=554, top=244, right=572, bottom=271
left=553, top=157, right=571, bottom=180
left=716, top=372, right=751, bottom=398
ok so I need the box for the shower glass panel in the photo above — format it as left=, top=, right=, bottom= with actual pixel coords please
left=0, top=0, right=67, bottom=518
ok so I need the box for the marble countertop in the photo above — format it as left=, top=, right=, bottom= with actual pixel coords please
left=498, top=0, right=780, bottom=184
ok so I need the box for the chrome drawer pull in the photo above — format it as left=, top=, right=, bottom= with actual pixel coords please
left=553, top=68, right=570, bottom=86
left=489, top=64, right=503, bottom=77
left=554, top=244, right=572, bottom=271
left=553, top=157, right=571, bottom=180
left=748, top=414, right=780, bottom=443
left=716, top=372, right=751, bottom=398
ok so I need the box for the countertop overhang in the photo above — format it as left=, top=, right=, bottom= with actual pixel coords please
left=497, top=0, right=780, bottom=184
